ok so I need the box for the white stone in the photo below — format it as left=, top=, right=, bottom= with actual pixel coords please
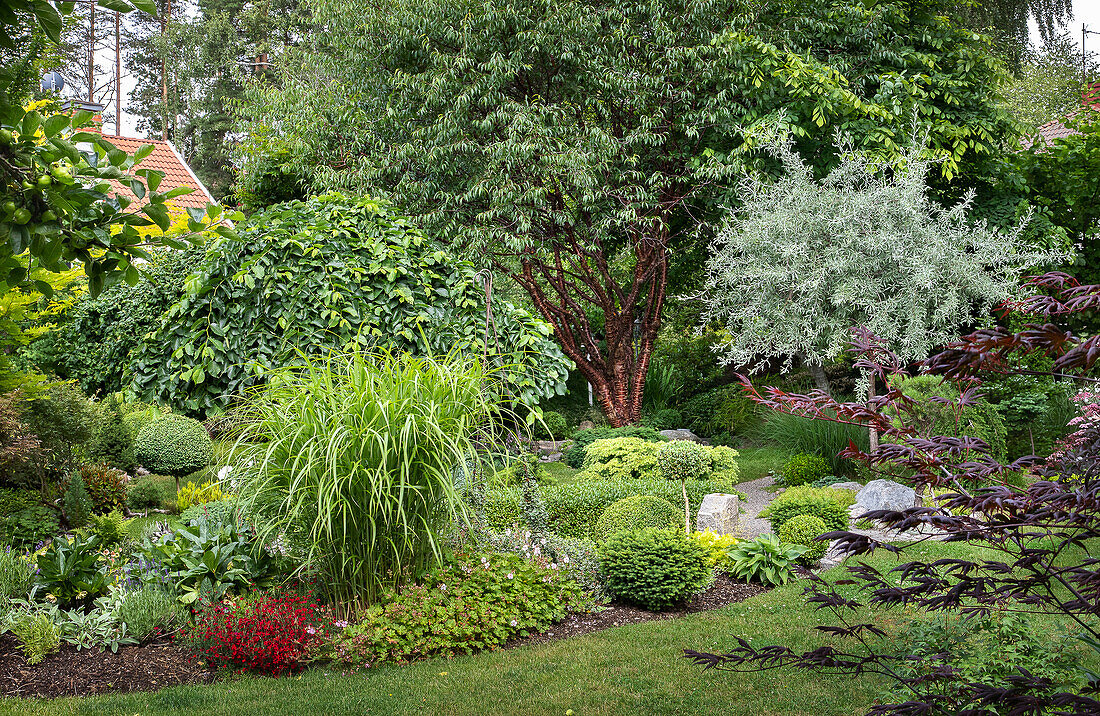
left=854, top=479, right=918, bottom=514
left=696, top=493, right=739, bottom=534
left=828, top=481, right=863, bottom=493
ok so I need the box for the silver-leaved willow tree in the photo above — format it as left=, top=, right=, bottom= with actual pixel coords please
left=700, top=137, right=1066, bottom=441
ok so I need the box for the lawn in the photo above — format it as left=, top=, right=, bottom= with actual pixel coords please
left=7, top=539, right=1079, bottom=716
left=729, top=446, right=791, bottom=484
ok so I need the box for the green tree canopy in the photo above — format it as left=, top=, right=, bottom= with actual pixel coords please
left=234, top=0, right=1018, bottom=425
left=126, top=194, right=572, bottom=416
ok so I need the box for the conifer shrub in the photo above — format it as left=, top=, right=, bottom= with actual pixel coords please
left=600, top=527, right=711, bottom=610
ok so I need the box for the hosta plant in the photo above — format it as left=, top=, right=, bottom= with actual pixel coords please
left=724, top=534, right=805, bottom=587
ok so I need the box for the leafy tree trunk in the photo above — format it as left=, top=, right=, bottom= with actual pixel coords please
left=512, top=235, right=667, bottom=428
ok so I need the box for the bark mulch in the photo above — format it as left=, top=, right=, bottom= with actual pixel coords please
left=505, top=574, right=767, bottom=649
left=0, top=633, right=211, bottom=700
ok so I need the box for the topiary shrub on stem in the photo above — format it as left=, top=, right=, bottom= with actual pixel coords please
left=658, top=440, right=710, bottom=533
left=134, top=415, right=213, bottom=493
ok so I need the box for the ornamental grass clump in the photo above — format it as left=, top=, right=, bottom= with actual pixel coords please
left=233, top=350, right=502, bottom=614
left=658, top=440, right=710, bottom=533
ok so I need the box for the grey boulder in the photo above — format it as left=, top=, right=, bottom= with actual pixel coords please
left=659, top=429, right=706, bottom=443
left=854, top=479, right=918, bottom=514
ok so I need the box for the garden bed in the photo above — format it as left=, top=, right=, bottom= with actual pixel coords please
left=506, top=574, right=766, bottom=649
left=0, top=634, right=211, bottom=700
left=0, top=575, right=764, bottom=702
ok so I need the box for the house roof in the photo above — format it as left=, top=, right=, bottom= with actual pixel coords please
left=100, top=136, right=216, bottom=211
left=1021, top=81, right=1100, bottom=150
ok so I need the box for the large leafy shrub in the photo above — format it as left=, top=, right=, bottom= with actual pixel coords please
left=19, top=382, right=96, bottom=475
left=681, top=386, right=760, bottom=438
left=334, top=552, right=582, bottom=665
left=776, top=513, right=829, bottom=565
left=134, top=415, right=213, bottom=487
left=600, top=528, right=711, bottom=610
left=0, top=504, right=58, bottom=547
left=41, top=245, right=203, bottom=397
left=764, top=485, right=851, bottom=534
left=233, top=350, right=500, bottom=610
left=127, top=194, right=570, bottom=416
left=35, top=533, right=109, bottom=610
left=593, top=495, right=680, bottom=543
left=536, top=410, right=568, bottom=440
left=563, top=426, right=667, bottom=468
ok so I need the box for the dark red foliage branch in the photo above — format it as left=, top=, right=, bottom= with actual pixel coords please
left=685, top=273, right=1100, bottom=716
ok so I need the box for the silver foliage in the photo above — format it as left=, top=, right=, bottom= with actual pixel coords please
left=700, top=138, right=1069, bottom=373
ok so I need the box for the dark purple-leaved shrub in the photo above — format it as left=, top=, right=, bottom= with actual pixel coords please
left=684, top=272, right=1100, bottom=716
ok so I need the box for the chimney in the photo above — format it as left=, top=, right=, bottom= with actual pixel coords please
left=60, top=99, right=105, bottom=134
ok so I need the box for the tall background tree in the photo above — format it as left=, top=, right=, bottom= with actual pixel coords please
left=124, top=0, right=305, bottom=199
left=234, top=0, right=1020, bottom=426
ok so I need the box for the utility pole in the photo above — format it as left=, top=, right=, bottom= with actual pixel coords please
left=1084, top=24, right=1100, bottom=85
left=115, top=11, right=121, bottom=136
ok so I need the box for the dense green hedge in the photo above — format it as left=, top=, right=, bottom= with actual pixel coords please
left=593, top=495, right=680, bottom=543
left=483, top=478, right=734, bottom=541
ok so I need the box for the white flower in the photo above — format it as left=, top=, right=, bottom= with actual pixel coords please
left=507, top=573, right=514, bottom=580
left=533, top=547, right=541, bottom=556
left=540, top=538, right=547, bottom=545
left=550, top=563, right=558, bottom=570
left=440, top=584, right=447, bottom=591
left=510, top=619, right=518, bottom=627
left=562, top=555, right=570, bottom=563
left=504, top=528, right=512, bottom=537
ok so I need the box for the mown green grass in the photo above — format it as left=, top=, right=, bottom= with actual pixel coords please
left=731, top=446, right=791, bottom=484
left=8, top=539, right=1081, bottom=716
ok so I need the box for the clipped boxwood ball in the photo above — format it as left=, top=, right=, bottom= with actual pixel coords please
left=594, top=495, right=680, bottom=543
left=600, top=527, right=711, bottom=610
left=135, top=415, right=212, bottom=479
left=777, top=513, right=830, bottom=565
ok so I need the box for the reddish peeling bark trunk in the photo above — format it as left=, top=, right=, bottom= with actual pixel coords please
left=508, top=229, right=668, bottom=427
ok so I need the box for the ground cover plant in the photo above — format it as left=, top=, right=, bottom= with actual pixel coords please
left=685, top=272, right=1100, bottom=714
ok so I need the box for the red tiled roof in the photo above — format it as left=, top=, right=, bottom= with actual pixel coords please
left=98, top=136, right=215, bottom=211
left=1020, top=81, right=1100, bottom=150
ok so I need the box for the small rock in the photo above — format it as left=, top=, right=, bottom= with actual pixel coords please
left=828, top=481, right=863, bottom=493
left=659, top=429, right=706, bottom=443
left=854, top=479, right=918, bottom=514
left=544, top=452, right=563, bottom=462
left=578, top=420, right=596, bottom=431
left=696, top=493, right=739, bottom=534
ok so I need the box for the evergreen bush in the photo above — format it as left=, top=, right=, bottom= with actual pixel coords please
left=763, top=485, right=850, bottom=534
left=593, top=495, right=680, bottom=543
left=781, top=453, right=830, bottom=487
left=776, top=513, right=830, bottom=565
left=600, top=527, right=711, bottom=610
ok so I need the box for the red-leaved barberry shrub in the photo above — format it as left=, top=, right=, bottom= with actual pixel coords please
left=183, top=590, right=329, bottom=675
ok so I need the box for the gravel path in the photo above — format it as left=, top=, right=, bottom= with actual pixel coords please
left=734, top=475, right=779, bottom=539
left=734, top=475, right=949, bottom=568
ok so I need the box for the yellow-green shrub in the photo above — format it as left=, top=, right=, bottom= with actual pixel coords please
left=691, top=529, right=739, bottom=571
left=176, top=481, right=226, bottom=512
